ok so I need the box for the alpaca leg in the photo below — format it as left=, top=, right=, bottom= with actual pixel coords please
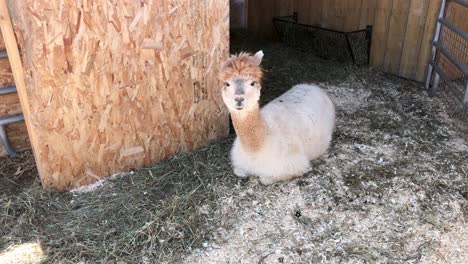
left=233, top=166, right=249, bottom=178
left=259, top=158, right=310, bottom=185
left=259, top=173, right=302, bottom=185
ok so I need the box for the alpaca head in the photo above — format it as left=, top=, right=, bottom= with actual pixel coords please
left=219, top=50, right=264, bottom=112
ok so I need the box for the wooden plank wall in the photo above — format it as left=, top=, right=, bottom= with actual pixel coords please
left=247, top=0, right=376, bottom=38
left=371, top=0, right=442, bottom=81
left=247, top=0, right=450, bottom=82
left=8, top=0, right=230, bottom=190
left=0, top=27, right=30, bottom=157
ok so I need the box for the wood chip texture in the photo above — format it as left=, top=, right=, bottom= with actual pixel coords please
left=8, top=0, right=230, bottom=190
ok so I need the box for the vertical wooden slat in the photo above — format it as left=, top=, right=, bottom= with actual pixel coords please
left=343, top=0, right=363, bottom=31
left=275, top=0, right=293, bottom=17
left=370, top=0, right=394, bottom=67
left=359, top=0, right=377, bottom=28
left=399, top=0, right=430, bottom=79
left=321, top=0, right=345, bottom=31
left=308, top=0, right=324, bottom=26
left=294, top=0, right=311, bottom=24
left=383, top=0, right=411, bottom=74
left=320, top=0, right=332, bottom=29
left=415, top=0, right=442, bottom=81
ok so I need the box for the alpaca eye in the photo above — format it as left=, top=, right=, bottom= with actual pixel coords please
left=250, top=81, right=256, bottom=86
left=224, top=82, right=230, bottom=87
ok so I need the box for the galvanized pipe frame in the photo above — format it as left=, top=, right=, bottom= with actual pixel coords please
left=0, top=85, right=16, bottom=95
left=0, top=55, right=25, bottom=156
left=425, top=0, right=468, bottom=108
left=0, top=113, right=24, bottom=157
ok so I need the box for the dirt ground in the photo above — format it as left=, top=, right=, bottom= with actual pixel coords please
left=1, top=34, right=467, bottom=263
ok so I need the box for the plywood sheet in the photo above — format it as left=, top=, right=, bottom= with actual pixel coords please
left=0, top=32, right=4, bottom=50
left=0, top=57, right=13, bottom=86
left=9, top=0, right=230, bottom=190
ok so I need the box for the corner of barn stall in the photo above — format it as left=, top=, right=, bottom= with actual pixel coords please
left=243, top=0, right=467, bottom=86
left=0, top=0, right=230, bottom=191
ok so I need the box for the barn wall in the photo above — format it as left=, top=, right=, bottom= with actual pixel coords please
left=370, top=0, right=442, bottom=81
left=8, top=0, right=230, bottom=190
left=247, top=0, right=376, bottom=38
left=0, top=29, right=30, bottom=156
left=247, top=0, right=465, bottom=82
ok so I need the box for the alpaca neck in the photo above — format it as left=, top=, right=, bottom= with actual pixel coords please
left=230, top=105, right=266, bottom=153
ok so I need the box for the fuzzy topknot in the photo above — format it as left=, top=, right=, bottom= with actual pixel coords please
left=219, top=52, right=263, bottom=82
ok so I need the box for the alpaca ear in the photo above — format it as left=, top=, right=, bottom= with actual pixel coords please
left=252, top=50, right=264, bottom=65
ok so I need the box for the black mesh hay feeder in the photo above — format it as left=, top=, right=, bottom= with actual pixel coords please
left=273, top=12, right=372, bottom=66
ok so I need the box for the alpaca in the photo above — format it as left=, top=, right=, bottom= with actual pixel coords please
left=219, top=50, right=336, bottom=185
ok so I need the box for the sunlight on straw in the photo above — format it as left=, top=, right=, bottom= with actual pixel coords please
left=0, top=242, right=44, bottom=264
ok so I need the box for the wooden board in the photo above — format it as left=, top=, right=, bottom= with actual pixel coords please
left=294, top=0, right=310, bottom=24
left=383, top=0, right=411, bottom=75
left=415, top=0, right=442, bottom=81
left=399, top=0, right=430, bottom=79
left=8, top=0, right=230, bottom=191
left=370, top=0, right=394, bottom=67
left=343, top=0, right=364, bottom=32
left=308, top=0, right=324, bottom=26
left=0, top=34, right=4, bottom=50
left=359, top=0, right=377, bottom=29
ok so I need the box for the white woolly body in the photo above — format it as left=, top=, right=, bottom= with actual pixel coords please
left=231, top=84, right=335, bottom=184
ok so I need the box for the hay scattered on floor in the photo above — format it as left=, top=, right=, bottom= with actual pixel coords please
left=1, top=33, right=467, bottom=263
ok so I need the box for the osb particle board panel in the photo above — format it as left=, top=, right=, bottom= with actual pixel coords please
left=0, top=58, right=13, bottom=86
left=0, top=32, right=4, bottom=50
left=9, top=0, right=230, bottom=190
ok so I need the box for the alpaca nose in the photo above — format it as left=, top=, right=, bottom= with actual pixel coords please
left=235, top=97, right=244, bottom=105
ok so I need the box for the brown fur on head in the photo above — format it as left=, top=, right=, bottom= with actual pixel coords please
left=219, top=51, right=264, bottom=112
left=219, top=51, right=264, bottom=82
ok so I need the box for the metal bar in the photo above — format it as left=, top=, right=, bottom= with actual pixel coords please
left=0, top=85, right=16, bottom=95
left=433, top=41, right=468, bottom=75
left=0, top=125, right=17, bottom=157
left=439, top=18, right=468, bottom=40
left=366, top=25, right=373, bottom=65
left=345, top=34, right=356, bottom=64
left=0, top=113, right=24, bottom=126
left=430, top=72, right=441, bottom=97
left=464, top=79, right=468, bottom=108
left=429, top=61, right=467, bottom=101
left=425, top=0, right=447, bottom=89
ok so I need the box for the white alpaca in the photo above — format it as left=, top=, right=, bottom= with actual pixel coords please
left=220, top=50, right=336, bottom=185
